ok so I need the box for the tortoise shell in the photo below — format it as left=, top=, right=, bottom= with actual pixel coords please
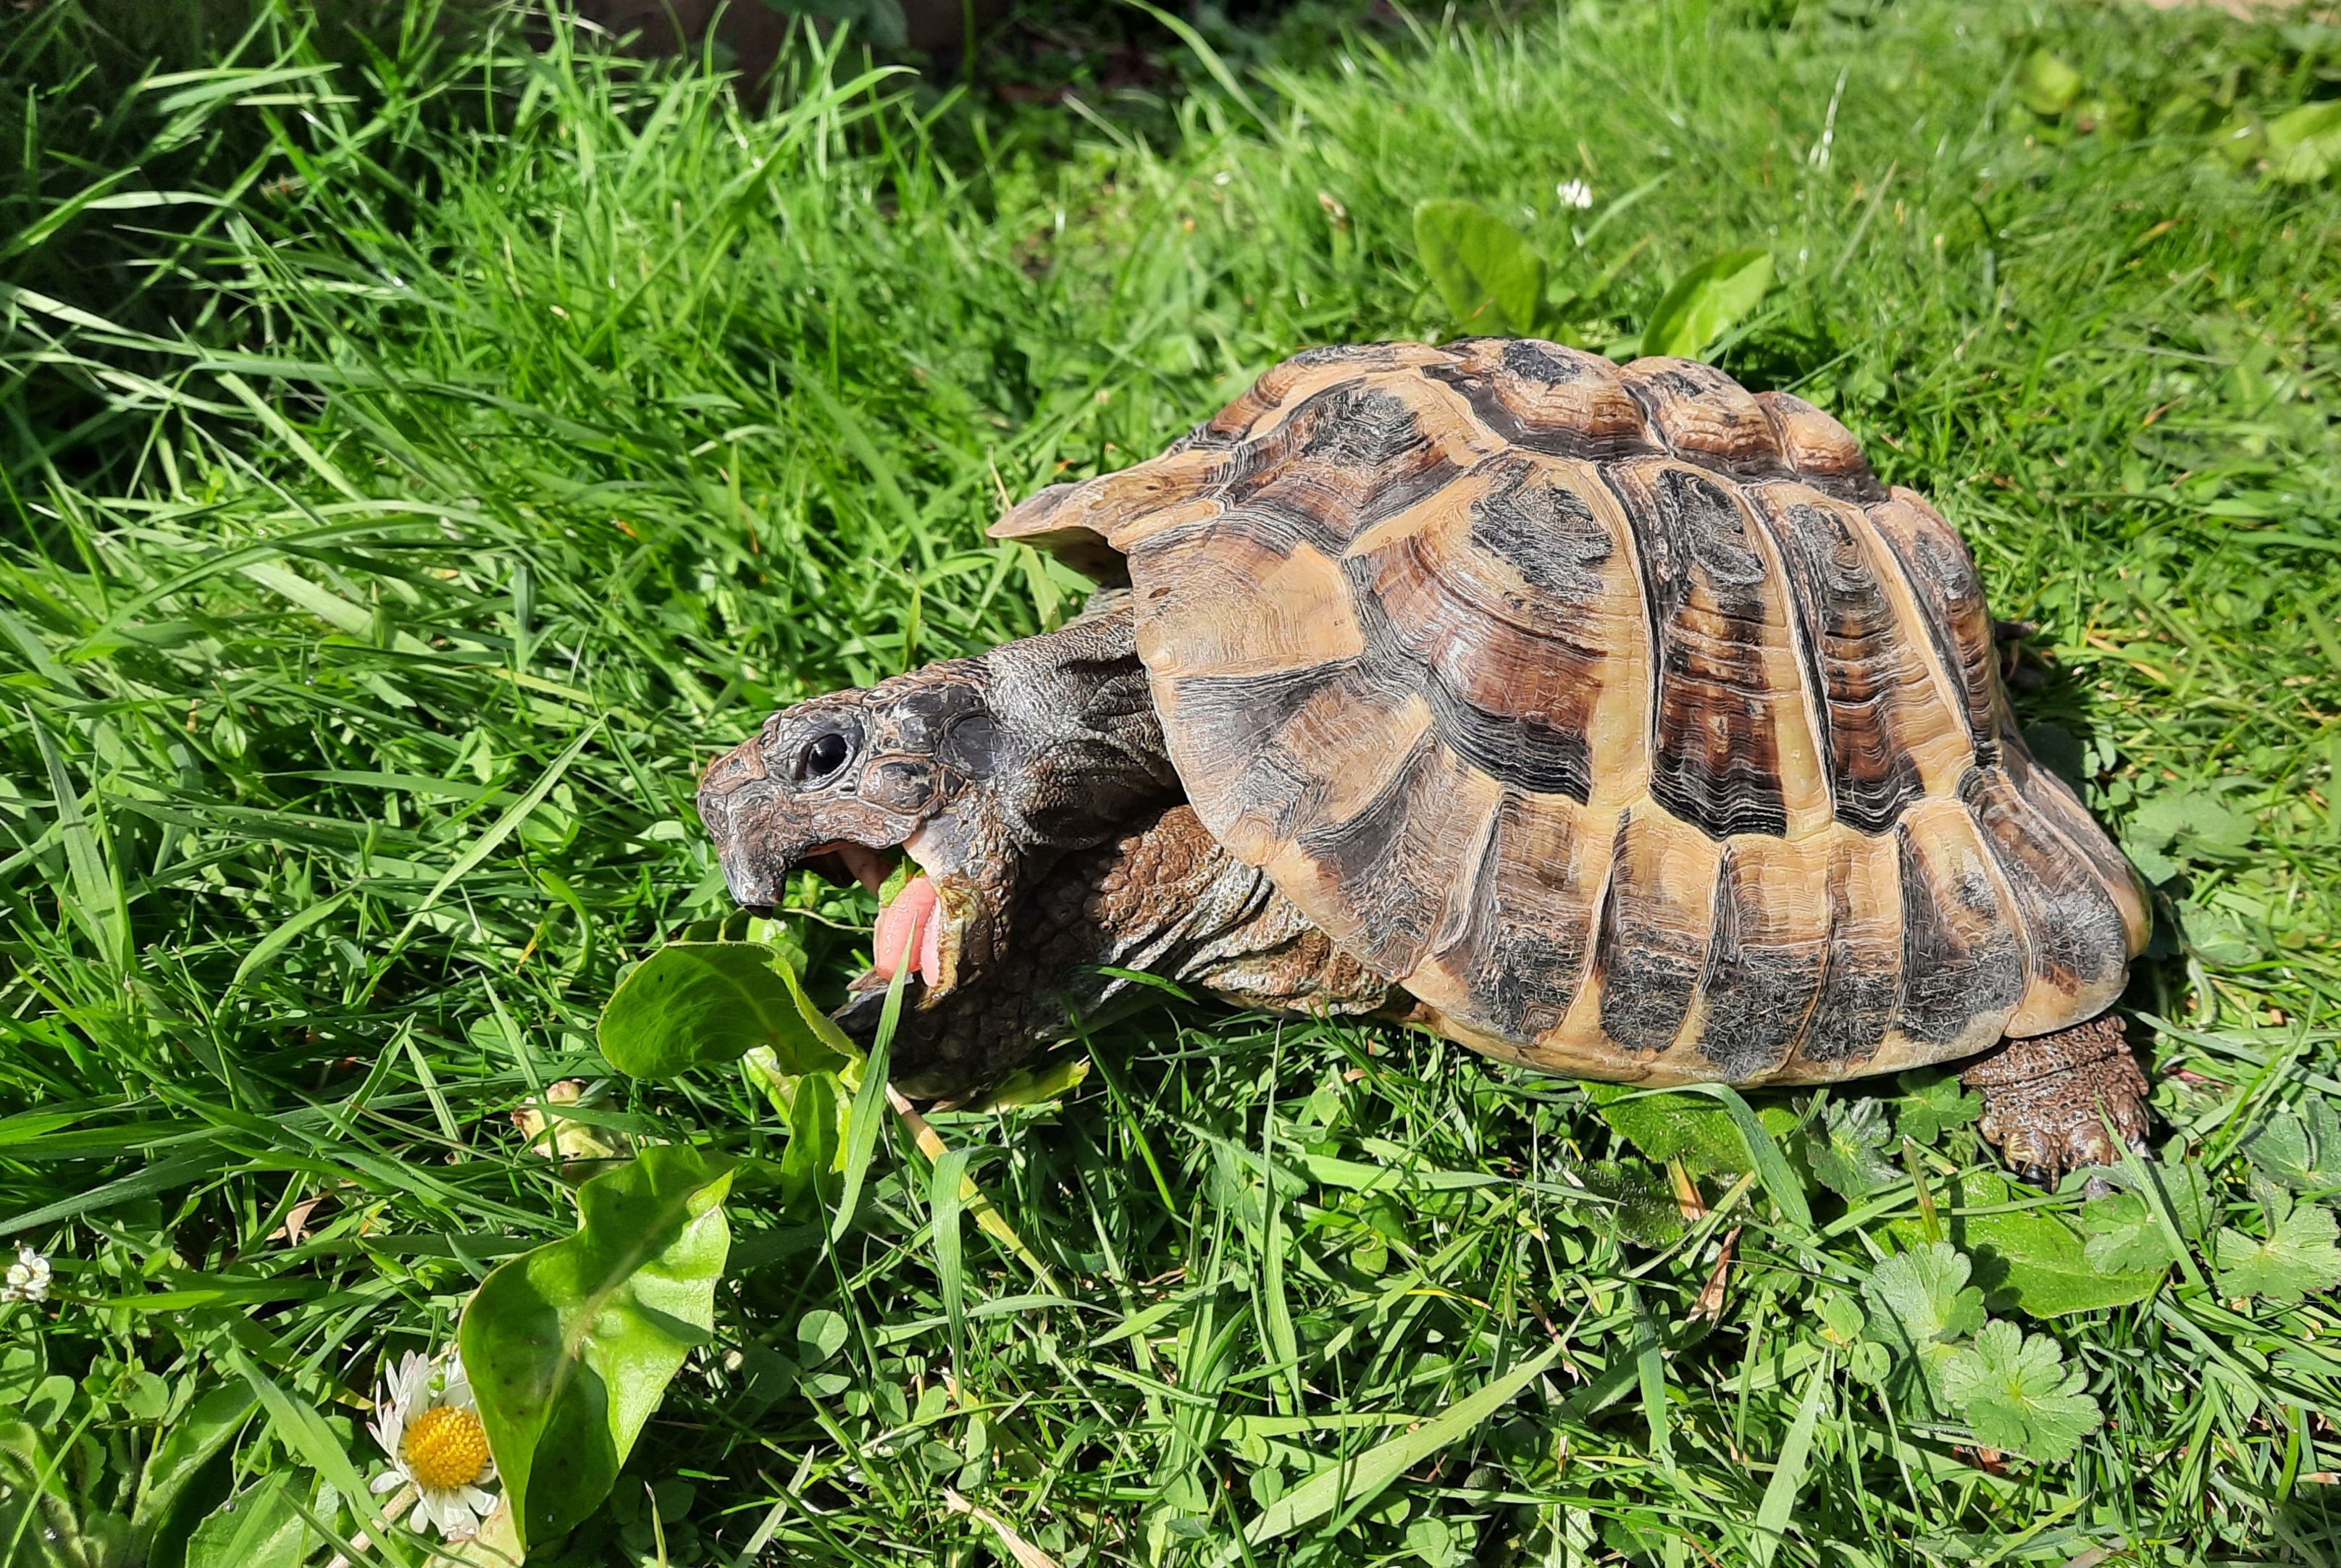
left=992, top=340, right=2149, bottom=1086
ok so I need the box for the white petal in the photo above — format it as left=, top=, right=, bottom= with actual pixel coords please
left=461, top=1486, right=498, bottom=1514
left=370, top=1469, right=409, bottom=1495
left=409, top=1496, right=436, bottom=1533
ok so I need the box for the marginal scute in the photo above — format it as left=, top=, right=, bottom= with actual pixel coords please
left=1590, top=807, right=1720, bottom=1055
left=1999, top=721, right=2152, bottom=957
left=1416, top=789, right=1610, bottom=1044
left=1890, top=798, right=2029, bottom=1058
left=1686, top=834, right=1832, bottom=1081
left=1960, top=764, right=2132, bottom=1036
left=1617, top=356, right=1784, bottom=477
left=1792, top=828, right=1903, bottom=1070
left=1023, top=339, right=2148, bottom=1086
left=1754, top=390, right=1886, bottom=503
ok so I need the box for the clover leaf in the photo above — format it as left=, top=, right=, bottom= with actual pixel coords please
left=1808, top=1099, right=1900, bottom=1200
left=1893, top=1069, right=1982, bottom=1147
left=1941, top=1320, right=2102, bottom=1462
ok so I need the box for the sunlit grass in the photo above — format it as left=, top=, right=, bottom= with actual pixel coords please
left=3, top=1, right=2340, bottom=1563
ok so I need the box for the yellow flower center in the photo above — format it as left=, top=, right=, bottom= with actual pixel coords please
left=401, top=1404, right=490, bottom=1492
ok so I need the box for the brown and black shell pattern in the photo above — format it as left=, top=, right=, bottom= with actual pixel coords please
left=992, top=340, right=2151, bottom=1086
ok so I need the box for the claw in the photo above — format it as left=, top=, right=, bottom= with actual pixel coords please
left=1962, top=1015, right=2151, bottom=1187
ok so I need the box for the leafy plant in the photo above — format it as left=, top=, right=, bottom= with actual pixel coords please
left=2245, top=1096, right=2341, bottom=1200
left=596, top=941, right=849, bottom=1080
left=1940, top=1320, right=2101, bottom=1461
left=1860, top=1241, right=1986, bottom=1408
left=1806, top=1099, right=1898, bottom=1200
left=1901, top=1171, right=2166, bottom=1317
left=2015, top=49, right=2084, bottom=119
left=1891, top=1070, right=1982, bottom=1147
left=1859, top=1242, right=2102, bottom=1459
left=461, top=1146, right=736, bottom=1551
left=2213, top=1193, right=2341, bottom=1305
left=1413, top=199, right=1548, bottom=335
left=1411, top=196, right=1772, bottom=356
left=2122, top=785, right=2256, bottom=884
left=1639, top=248, right=1774, bottom=359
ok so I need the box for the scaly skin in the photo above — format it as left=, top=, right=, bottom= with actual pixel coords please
left=835, top=802, right=1396, bottom=1094
left=1961, top=1013, right=2151, bottom=1185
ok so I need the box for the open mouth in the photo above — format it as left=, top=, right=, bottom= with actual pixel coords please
left=803, top=840, right=956, bottom=995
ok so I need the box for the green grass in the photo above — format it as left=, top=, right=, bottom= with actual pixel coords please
left=4, top=1, right=2341, bottom=1564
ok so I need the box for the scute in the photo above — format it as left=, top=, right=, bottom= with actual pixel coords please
left=987, top=340, right=2148, bottom=1084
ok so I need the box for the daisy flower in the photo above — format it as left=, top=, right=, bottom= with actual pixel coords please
left=367, top=1349, right=499, bottom=1540
left=1556, top=178, right=1594, bottom=210
left=2, top=1243, right=49, bottom=1304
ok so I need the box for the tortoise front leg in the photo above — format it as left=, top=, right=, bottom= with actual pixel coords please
left=1961, top=1014, right=2151, bottom=1186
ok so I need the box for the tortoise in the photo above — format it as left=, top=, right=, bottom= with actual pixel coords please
left=698, top=339, right=2153, bottom=1183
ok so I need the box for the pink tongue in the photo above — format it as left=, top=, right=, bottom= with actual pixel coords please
left=871, top=875, right=942, bottom=985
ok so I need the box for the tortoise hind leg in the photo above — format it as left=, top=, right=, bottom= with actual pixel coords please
left=1961, top=1014, right=2151, bottom=1186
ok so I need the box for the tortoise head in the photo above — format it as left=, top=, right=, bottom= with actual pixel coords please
left=698, top=659, right=1017, bottom=1004
left=695, top=604, right=1175, bottom=1041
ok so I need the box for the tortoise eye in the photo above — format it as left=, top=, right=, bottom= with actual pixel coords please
left=798, top=730, right=853, bottom=784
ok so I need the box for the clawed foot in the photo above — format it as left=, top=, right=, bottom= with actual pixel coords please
left=1961, top=1013, right=2151, bottom=1186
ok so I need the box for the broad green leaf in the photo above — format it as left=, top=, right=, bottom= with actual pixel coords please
left=1641, top=248, right=1773, bottom=359
left=1893, top=1068, right=1982, bottom=1146
left=1911, top=1173, right=2164, bottom=1317
left=1630, top=1082, right=1814, bottom=1231
left=133, top=1385, right=256, bottom=1559
left=2179, top=899, right=2262, bottom=966
left=2101, top=1152, right=2216, bottom=1241
left=1576, top=1157, right=1688, bottom=1249
left=1414, top=198, right=1547, bottom=335
left=185, top=1475, right=310, bottom=1568
left=2264, top=101, right=2341, bottom=185
left=1941, top=1320, right=2101, bottom=1461
left=2124, top=789, right=2254, bottom=875
left=797, top=1309, right=849, bottom=1365
left=461, top=1146, right=734, bottom=1549
left=2016, top=50, right=2082, bottom=118
left=1806, top=1099, right=1898, bottom=1200
left=778, top=1067, right=846, bottom=1217
left=2245, top=1096, right=2341, bottom=1198
left=1586, top=1083, right=1800, bottom=1186
left=2213, top=1204, right=2341, bottom=1304
left=1860, top=1241, right=1984, bottom=1406
left=1814, top=1288, right=1866, bottom=1346
left=598, top=941, right=847, bottom=1078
